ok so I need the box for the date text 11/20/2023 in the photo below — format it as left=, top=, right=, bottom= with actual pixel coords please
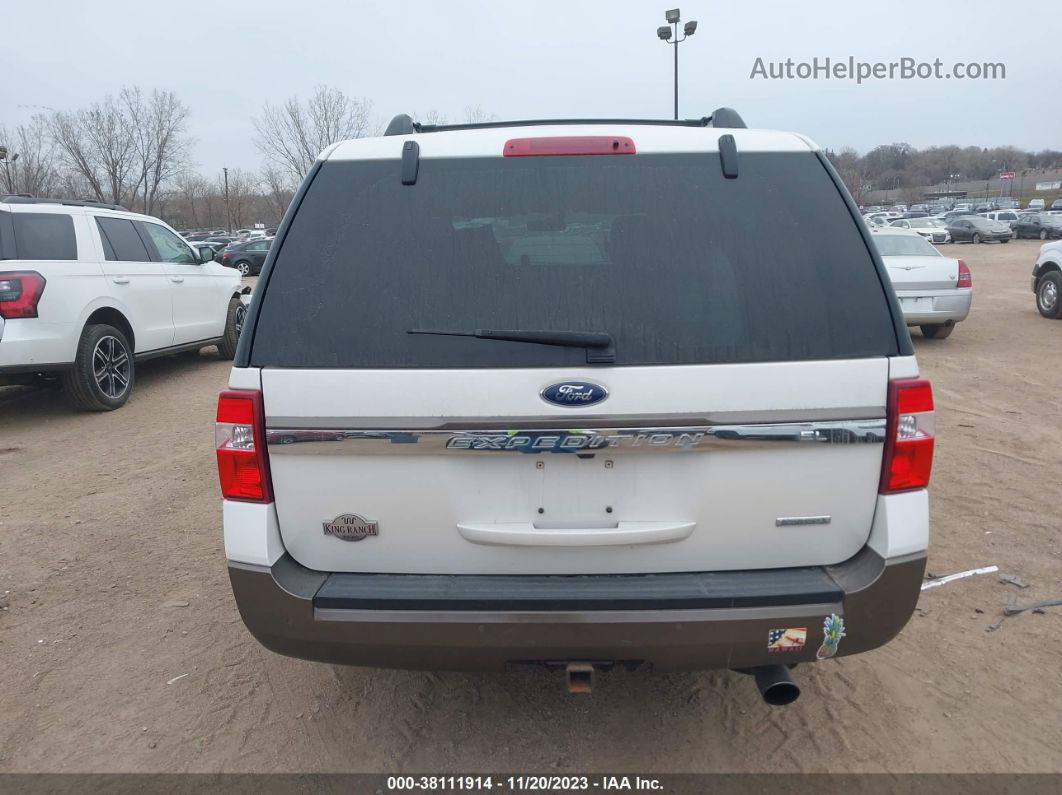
left=386, top=775, right=664, bottom=791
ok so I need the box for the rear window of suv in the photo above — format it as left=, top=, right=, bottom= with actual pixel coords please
left=250, top=152, right=899, bottom=368
left=2, top=212, right=77, bottom=260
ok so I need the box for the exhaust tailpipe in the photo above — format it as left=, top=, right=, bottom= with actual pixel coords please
left=752, top=665, right=801, bottom=706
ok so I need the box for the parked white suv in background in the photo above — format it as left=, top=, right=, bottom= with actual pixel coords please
left=1032, top=239, right=1062, bottom=319
left=0, top=197, right=245, bottom=410
left=219, top=111, right=934, bottom=704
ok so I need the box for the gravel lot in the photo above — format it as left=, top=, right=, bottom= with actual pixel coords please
left=1, top=243, right=1060, bottom=774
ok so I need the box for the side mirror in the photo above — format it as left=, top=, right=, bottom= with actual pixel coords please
left=198, top=245, right=215, bottom=263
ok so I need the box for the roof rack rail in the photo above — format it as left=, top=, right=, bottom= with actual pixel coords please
left=381, top=107, right=746, bottom=136
left=0, top=196, right=128, bottom=211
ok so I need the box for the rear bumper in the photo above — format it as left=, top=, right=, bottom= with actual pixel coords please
left=0, top=317, right=76, bottom=373
left=0, top=361, right=72, bottom=386
left=228, top=547, right=926, bottom=672
left=896, top=289, right=972, bottom=326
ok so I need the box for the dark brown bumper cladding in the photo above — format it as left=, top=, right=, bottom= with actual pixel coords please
left=227, top=548, right=926, bottom=672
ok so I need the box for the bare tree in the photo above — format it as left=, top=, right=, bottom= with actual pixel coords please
left=217, top=168, right=259, bottom=229
left=77, top=94, right=137, bottom=204
left=49, top=109, right=109, bottom=203
left=462, top=105, right=497, bottom=124
left=415, top=107, right=497, bottom=126
left=260, top=165, right=295, bottom=220
left=829, top=147, right=873, bottom=206
left=172, top=172, right=212, bottom=228
left=253, top=86, right=374, bottom=185
left=420, top=109, right=448, bottom=126
left=122, top=87, right=192, bottom=214
left=50, top=95, right=137, bottom=205
left=48, top=87, right=192, bottom=211
left=0, top=116, right=59, bottom=196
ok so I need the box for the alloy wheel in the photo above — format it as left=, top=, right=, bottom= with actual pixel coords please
left=92, top=335, right=131, bottom=399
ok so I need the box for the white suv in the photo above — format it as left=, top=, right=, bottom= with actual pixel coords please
left=0, top=197, right=244, bottom=409
left=218, top=112, right=933, bottom=704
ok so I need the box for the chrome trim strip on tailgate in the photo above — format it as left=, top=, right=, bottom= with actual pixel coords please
left=266, top=419, right=886, bottom=455
left=267, top=406, right=885, bottom=429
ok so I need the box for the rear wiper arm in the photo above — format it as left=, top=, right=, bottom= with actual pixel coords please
left=408, top=328, right=615, bottom=363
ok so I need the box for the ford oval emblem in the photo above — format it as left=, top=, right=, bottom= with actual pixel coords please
left=540, top=381, right=608, bottom=408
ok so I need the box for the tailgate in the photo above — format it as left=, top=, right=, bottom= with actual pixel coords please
left=884, top=255, right=957, bottom=291
left=261, top=359, right=889, bottom=575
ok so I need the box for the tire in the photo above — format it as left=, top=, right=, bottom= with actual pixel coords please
left=235, top=260, right=252, bottom=276
left=1040, top=229, right=1049, bottom=241
left=1036, top=271, right=1062, bottom=319
left=62, top=324, right=135, bottom=411
left=217, top=297, right=245, bottom=359
left=1001, top=238, right=1009, bottom=244
left=920, top=323, right=955, bottom=339
left=972, top=233, right=982, bottom=244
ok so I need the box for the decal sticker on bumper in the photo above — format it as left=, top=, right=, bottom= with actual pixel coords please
left=767, top=627, right=807, bottom=652
left=816, top=613, right=847, bottom=659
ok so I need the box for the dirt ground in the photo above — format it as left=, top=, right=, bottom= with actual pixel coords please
left=1, top=242, right=1060, bottom=774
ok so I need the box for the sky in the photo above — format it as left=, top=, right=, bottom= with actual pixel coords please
left=3, top=0, right=1059, bottom=178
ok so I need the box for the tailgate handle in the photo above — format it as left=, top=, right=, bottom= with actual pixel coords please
left=457, top=521, right=695, bottom=547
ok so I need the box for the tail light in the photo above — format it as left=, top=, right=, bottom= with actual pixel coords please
left=0, top=271, right=47, bottom=319
left=216, top=390, right=272, bottom=502
left=957, top=260, right=972, bottom=288
left=880, top=379, right=934, bottom=494
left=222, top=251, right=230, bottom=261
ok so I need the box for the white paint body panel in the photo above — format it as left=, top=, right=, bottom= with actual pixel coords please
left=326, top=126, right=819, bottom=162
left=253, top=359, right=909, bottom=575
left=262, top=359, right=888, bottom=424
left=867, top=490, right=929, bottom=558
left=223, top=500, right=284, bottom=567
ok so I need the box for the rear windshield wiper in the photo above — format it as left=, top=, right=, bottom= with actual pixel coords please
left=408, top=328, right=615, bottom=364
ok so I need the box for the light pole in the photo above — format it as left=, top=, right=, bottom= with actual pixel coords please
left=944, top=172, right=961, bottom=203
left=222, top=167, right=232, bottom=233
left=657, top=9, right=697, bottom=120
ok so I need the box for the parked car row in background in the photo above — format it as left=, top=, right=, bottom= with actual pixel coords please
left=177, top=230, right=275, bottom=275
left=866, top=209, right=1062, bottom=244
left=864, top=197, right=1062, bottom=216
left=1012, top=212, right=1062, bottom=240
left=219, top=238, right=273, bottom=275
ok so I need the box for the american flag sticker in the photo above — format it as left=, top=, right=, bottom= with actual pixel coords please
left=767, top=627, right=807, bottom=652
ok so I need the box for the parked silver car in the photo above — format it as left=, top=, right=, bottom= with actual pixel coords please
left=872, top=228, right=972, bottom=338
left=889, top=217, right=951, bottom=244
